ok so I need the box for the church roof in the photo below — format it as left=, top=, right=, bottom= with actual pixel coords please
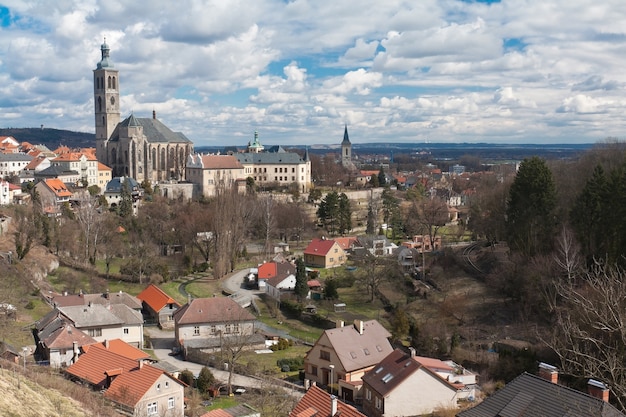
left=342, top=125, right=351, bottom=145
left=111, top=115, right=192, bottom=144
left=234, top=151, right=306, bottom=165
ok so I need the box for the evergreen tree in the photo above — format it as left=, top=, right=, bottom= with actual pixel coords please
left=117, top=179, right=134, bottom=218
left=337, top=193, right=352, bottom=235
left=324, top=278, right=339, bottom=300
left=294, top=257, right=308, bottom=300
left=316, top=191, right=339, bottom=234
left=366, top=204, right=376, bottom=235
left=378, top=166, right=387, bottom=186
left=196, top=366, right=216, bottom=393
left=506, top=156, right=557, bottom=257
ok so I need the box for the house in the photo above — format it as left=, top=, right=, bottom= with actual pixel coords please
left=34, top=320, right=98, bottom=367
left=137, top=284, right=181, bottom=329
left=457, top=363, right=625, bottom=417
left=173, top=297, right=259, bottom=355
left=50, top=290, right=142, bottom=312
left=0, top=153, right=33, bottom=178
left=290, top=384, right=367, bottom=417
left=97, top=162, right=112, bottom=190
left=355, top=235, right=397, bottom=257
left=34, top=178, right=73, bottom=214
left=0, top=341, right=22, bottom=364
left=303, top=319, right=393, bottom=403
left=396, top=246, right=421, bottom=273
left=403, top=234, right=442, bottom=253
left=201, top=404, right=260, bottom=417
left=263, top=261, right=297, bottom=300
left=34, top=165, right=81, bottom=185
left=186, top=153, right=247, bottom=198
left=334, top=236, right=358, bottom=253
left=104, top=176, right=143, bottom=215
left=66, top=341, right=185, bottom=417
left=303, top=238, right=347, bottom=269
left=362, top=349, right=478, bottom=417
left=35, top=302, right=143, bottom=350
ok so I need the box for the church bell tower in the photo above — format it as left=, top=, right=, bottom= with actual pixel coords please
left=94, top=39, right=120, bottom=164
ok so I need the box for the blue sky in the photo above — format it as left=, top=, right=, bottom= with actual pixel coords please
left=0, top=1, right=626, bottom=146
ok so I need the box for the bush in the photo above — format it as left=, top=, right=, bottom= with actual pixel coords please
left=277, top=357, right=304, bottom=371
left=270, top=338, right=293, bottom=351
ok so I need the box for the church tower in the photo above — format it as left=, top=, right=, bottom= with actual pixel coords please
left=94, top=39, right=120, bottom=164
left=341, top=125, right=352, bottom=167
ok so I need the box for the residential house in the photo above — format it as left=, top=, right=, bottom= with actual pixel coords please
left=23, top=155, right=51, bottom=176
left=355, top=235, right=397, bottom=257
left=51, top=150, right=99, bottom=186
left=66, top=341, right=185, bottom=417
left=303, top=319, right=393, bottom=403
left=36, top=302, right=143, bottom=349
left=290, top=385, right=367, bottom=417
left=0, top=153, right=32, bottom=179
left=50, top=290, right=143, bottom=312
left=457, top=363, right=624, bottom=417
left=264, top=261, right=297, bottom=300
left=396, top=246, right=421, bottom=273
left=35, top=320, right=98, bottom=367
left=334, top=236, right=358, bottom=253
left=362, top=349, right=478, bottom=417
left=137, top=284, right=181, bottom=329
left=34, top=178, right=73, bottom=215
left=0, top=136, right=20, bottom=152
left=97, top=162, right=112, bottom=190
left=104, top=176, right=143, bottom=215
left=173, top=297, right=259, bottom=356
left=303, top=238, right=346, bottom=269
left=0, top=341, right=22, bottom=364
left=186, top=153, right=247, bottom=198
left=34, top=165, right=81, bottom=185
left=201, top=404, right=260, bottom=417
left=403, top=234, right=442, bottom=253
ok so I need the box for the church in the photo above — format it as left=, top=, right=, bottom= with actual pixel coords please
left=93, top=40, right=194, bottom=183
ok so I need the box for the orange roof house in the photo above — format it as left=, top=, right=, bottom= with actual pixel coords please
left=137, top=284, right=181, bottom=329
left=66, top=342, right=185, bottom=417
left=303, top=238, right=346, bottom=269
left=34, top=178, right=72, bottom=214
left=290, top=385, right=366, bottom=417
left=83, top=338, right=150, bottom=361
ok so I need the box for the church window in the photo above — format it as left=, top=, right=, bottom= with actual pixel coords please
left=107, top=76, right=112, bottom=89
left=152, top=149, right=157, bottom=170
left=112, top=77, right=116, bottom=89
left=98, top=97, right=102, bottom=112
left=110, top=97, right=115, bottom=106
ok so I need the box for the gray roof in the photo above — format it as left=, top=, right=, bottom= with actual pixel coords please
left=457, top=373, right=625, bottom=417
left=234, top=151, right=305, bottom=165
left=109, top=304, right=143, bottom=325
left=58, top=304, right=123, bottom=328
left=110, top=115, right=192, bottom=144
left=35, top=165, right=79, bottom=178
left=0, top=153, right=33, bottom=162
left=105, top=176, right=141, bottom=193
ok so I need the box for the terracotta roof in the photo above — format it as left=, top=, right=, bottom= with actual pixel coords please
left=201, top=409, right=233, bottom=417
left=200, top=405, right=259, bottom=417
left=66, top=343, right=141, bottom=387
left=304, top=239, right=338, bottom=257
left=196, top=154, right=244, bottom=169
left=266, top=262, right=296, bottom=288
left=42, top=178, right=72, bottom=197
left=290, top=385, right=366, bottom=417
left=97, top=162, right=112, bottom=171
left=333, top=237, right=357, bottom=250
left=174, top=297, right=255, bottom=325
left=307, top=280, right=322, bottom=288
left=83, top=339, right=150, bottom=360
left=137, top=284, right=181, bottom=312
left=257, top=262, right=277, bottom=280
left=104, top=363, right=183, bottom=409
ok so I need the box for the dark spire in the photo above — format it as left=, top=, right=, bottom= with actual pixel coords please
left=304, top=146, right=310, bottom=162
left=342, top=124, right=351, bottom=145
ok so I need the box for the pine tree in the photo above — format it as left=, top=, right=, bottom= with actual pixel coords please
left=294, top=257, right=308, bottom=300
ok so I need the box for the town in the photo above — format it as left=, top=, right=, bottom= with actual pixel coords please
left=0, top=41, right=626, bottom=417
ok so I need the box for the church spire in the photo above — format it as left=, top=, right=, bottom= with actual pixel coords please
left=97, top=37, right=114, bottom=69
left=342, top=124, right=351, bottom=145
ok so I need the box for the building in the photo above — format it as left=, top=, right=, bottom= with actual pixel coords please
left=93, top=40, right=193, bottom=184
left=303, top=238, right=347, bottom=269
left=233, top=131, right=311, bottom=193
left=457, top=364, right=624, bottom=417
left=341, top=125, right=356, bottom=170
left=186, top=153, right=247, bottom=197
left=97, top=162, right=112, bottom=190
left=103, top=176, right=143, bottom=215
left=362, top=349, right=478, bottom=417
left=290, top=385, right=366, bottom=417
left=0, top=153, right=33, bottom=179
left=66, top=341, right=185, bottom=417
left=51, top=150, right=99, bottom=186
left=173, top=297, right=257, bottom=355
left=34, top=178, right=73, bottom=214
left=137, top=284, right=181, bottom=329
left=303, top=319, right=393, bottom=402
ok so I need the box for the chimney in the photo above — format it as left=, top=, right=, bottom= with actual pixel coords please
left=72, top=341, right=79, bottom=363
left=354, top=319, right=364, bottom=335
left=330, top=395, right=338, bottom=417
left=139, top=359, right=144, bottom=369
left=588, top=379, right=610, bottom=402
left=409, top=347, right=416, bottom=358
left=336, top=320, right=344, bottom=329
left=538, top=362, right=558, bottom=384
left=104, top=339, right=109, bottom=349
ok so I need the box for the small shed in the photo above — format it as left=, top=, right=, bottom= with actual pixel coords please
left=333, top=303, right=346, bottom=312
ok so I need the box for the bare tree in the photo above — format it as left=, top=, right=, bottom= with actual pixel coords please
left=74, top=195, right=104, bottom=264
left=12, top=205, right=40, bottom=260
left=417, top=197, right=449, bottom=249
left=545, top=260, right=626, bottom=411
left=259, top=195, right=276, bottom=259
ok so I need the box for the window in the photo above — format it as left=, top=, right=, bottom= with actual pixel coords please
left=88, top=328, right=102, bottom=337
left=375, top=397, right=382, bottom=410
left=320, top=350, right=330, bottom=361
left=193, top=326, right=200, bottom=336
left=366, top=388, right=372, bottom=401
left=123, top=328, right=129, bottom=334
left=211, top=325, right=216, bottom=334
left=234, top=323, right=240, bottom=333
left=147, top=402, right=158, bottom=415
left=156, top=383, right=161, bottom=391
left=168, top=397, right=175, bottom=409
left=225, top=324, right=232, bottom=334
left=311, top=365, right=318, bottom=376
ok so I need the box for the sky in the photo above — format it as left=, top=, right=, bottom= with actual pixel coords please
left=1, top=1, right=626, bottom=147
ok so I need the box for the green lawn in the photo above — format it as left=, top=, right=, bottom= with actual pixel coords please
left=238, top=345, right=310, bottom=375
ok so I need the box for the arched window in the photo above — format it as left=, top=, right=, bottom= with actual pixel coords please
left=98, top=96, right=102, bottom=112
left=112, top=77, right=116, bottom=89
left=110, top=97, right=115, bottom=107
left=152, top=148, right=157, bottom=170
left=108, top=76, right=112, bottom=89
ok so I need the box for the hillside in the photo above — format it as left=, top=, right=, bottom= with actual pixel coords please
left=0, top=127, right=94, bottom=150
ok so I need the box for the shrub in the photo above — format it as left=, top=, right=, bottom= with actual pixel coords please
left=276, top=357, right=304, bottom=371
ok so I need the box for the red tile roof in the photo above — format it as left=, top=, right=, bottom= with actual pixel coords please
left=104, top=363, right=177, bottom=408
left=201, top=409, right=234, bottom=417
left=137, top=284, right=181, bottom=312
left=257, top=262, right=277, bottom=280
left=290, top=385, right=366, bottom=417
left=303, top=239, right=338, bottom=257
left=333, top=237, right=357, bottom=250
left=66, top=343, right=141, bottom=387
left=42, top=178, right=72, bottom=197
left=174, top=297, right=255, bottom=325
left=83, top=339, right=150, bottom=360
